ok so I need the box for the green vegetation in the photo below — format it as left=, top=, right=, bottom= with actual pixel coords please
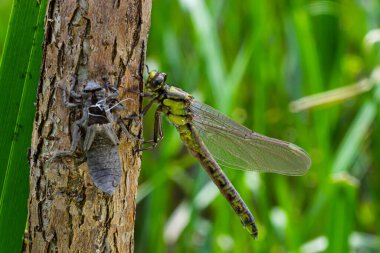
left=0, top=0, right=47, bottom=252
left=0, top=1, right=379, bottom=252
left=139, top=1, right=380, bottom=252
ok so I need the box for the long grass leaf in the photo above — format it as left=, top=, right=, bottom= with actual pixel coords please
left=0, top=0, right=47, bottom=252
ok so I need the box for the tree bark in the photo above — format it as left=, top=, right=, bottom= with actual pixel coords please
left=27, top=1, right=151, bottom=252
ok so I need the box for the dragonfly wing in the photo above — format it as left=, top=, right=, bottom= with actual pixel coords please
left=190, top=101, right=311, bottom=176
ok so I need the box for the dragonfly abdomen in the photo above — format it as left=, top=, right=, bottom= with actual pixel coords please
left=180, top=124, right=258, bottom=238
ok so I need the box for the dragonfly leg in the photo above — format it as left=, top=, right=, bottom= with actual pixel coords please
left=129, top=97, right=159, bottom=153
left=136, top=107, right=163, bottom=151
left=141, top=97, right=157, bottom=116
left=127, top=88, right=154, bottom=98
left=143, top=108, right=163, bottom=143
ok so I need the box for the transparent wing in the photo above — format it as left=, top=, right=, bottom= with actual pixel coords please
left=190, top=101, right=311, bottom=176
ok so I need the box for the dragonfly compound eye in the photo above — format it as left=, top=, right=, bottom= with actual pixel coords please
left=149, top=72, right=167, bottom=89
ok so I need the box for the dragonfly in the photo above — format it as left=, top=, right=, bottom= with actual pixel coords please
left=138, top=70, right=312, bottom=238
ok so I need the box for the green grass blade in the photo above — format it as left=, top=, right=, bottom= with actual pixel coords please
left=139, top=1, right=379, bottom=251
left=326, top=175, right=358, bottom=253
left=0, top=0, right=12, bottom=55
left=0, top=0, right=47, bottom=252
left=179, top=0, right=227, bottom=110
left=0, top=0, right=39, bottom=195
left=332, top=87, right=379, bottom=174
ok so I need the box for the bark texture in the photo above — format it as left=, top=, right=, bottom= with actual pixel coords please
left=27, top=1, right=151, bottom=252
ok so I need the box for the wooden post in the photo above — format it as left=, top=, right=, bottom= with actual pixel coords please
left=27, top=1, right=151, bottom=252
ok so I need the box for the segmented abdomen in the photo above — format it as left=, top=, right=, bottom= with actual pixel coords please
left=86, top=129, right=121, bottom=195
left=178, top=124, right=258, bottom=238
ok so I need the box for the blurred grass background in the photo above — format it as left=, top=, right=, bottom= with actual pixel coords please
left=1, top=0, right=380, bottom=252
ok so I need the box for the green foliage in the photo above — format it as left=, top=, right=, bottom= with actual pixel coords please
left=0, top=0, right=12, bottom=56
left=137, top=0, right=380, bottom=252
left=0, top=0, right=47, bottom=252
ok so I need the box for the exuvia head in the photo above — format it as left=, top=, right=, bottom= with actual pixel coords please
left=146, top=71, right=167, bottom=91
left=84, top=80, right=103, bottom=93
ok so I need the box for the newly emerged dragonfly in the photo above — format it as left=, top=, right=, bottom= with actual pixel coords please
left=140, top=70, right=311, bottom=238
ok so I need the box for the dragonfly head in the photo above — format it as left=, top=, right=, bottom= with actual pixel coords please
left=146, top=71, right=167, bottom=92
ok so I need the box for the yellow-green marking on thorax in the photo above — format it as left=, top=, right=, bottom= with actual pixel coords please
left=163, top=98, right=188, bottom=116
